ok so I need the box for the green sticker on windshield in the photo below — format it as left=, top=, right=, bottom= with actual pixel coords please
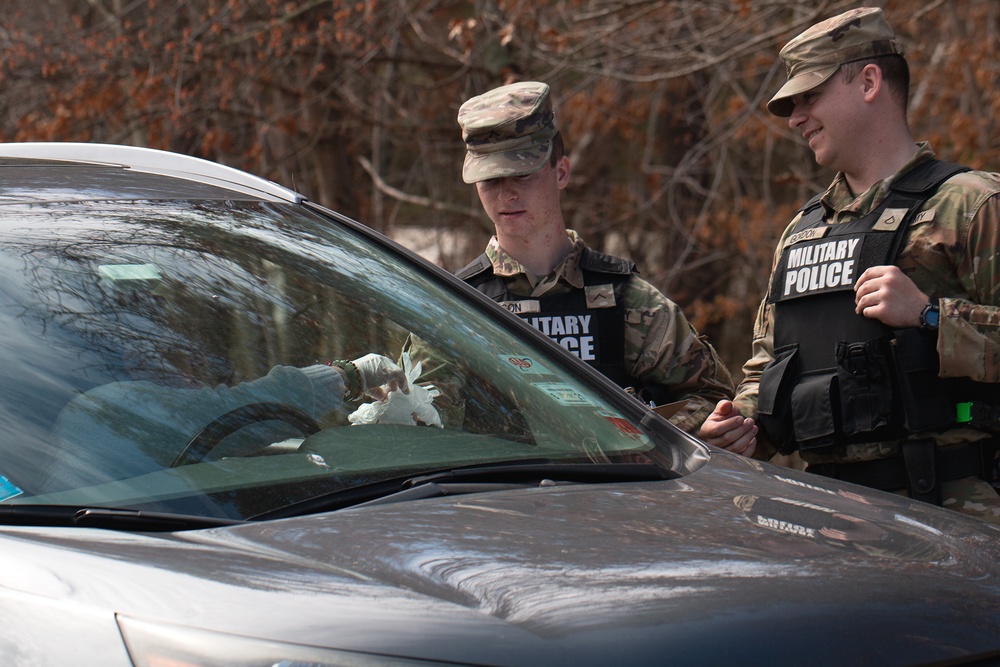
left=534, top=382, right=594, bottom=406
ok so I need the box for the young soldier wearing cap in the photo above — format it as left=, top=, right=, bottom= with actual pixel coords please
left=453, top=81, right=734, bottom=433
left=699, top=7, right=1000, bottom=522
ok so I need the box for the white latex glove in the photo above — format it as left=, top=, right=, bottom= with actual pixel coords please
left=348, top=353, right=443, bottom=428
left=352, top=353, right=409, bottom=399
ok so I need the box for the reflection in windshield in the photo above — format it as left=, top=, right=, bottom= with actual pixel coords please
left=0, top=199, right=668, bottom=519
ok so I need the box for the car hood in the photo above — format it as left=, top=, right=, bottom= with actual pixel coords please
left=2, top=451, right=999, bottom=666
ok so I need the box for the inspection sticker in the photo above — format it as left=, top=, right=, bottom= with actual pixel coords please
left=0, top=474, right=23, bottom=501
left=533, top=382, right=594, bottom=406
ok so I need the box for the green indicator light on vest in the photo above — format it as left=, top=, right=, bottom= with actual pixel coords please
left=955, top=402, right=973, bottom=423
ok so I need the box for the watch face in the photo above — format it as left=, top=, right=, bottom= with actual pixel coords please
left=922, top=303, right=940, bottom=328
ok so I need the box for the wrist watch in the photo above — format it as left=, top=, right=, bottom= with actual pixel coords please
left=919, top=299, right=939, bottom=331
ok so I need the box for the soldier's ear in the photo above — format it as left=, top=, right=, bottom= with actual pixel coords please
left=555, top=155, right=571, bottom=189
left=861, top=63, right=882, bottom=104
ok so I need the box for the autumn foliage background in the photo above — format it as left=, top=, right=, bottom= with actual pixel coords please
left=1, top=0, right=997, bottom=378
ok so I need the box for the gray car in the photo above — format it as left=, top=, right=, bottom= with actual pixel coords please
left=0, top=143, right=997, bottom=666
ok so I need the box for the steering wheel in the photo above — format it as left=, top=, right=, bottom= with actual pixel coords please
left=172, top=402, right=322, bottom=467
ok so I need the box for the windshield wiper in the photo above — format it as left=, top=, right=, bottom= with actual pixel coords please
left=354, top=462, right=676, bottom=509
left=0, top=505, right=242, bottom=531
left=252, top=461, right=677, bottom=520
left=402, top=462, right=674, bottom=487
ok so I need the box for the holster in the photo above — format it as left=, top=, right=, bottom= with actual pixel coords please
left=901, top=439, right=940, bottom=505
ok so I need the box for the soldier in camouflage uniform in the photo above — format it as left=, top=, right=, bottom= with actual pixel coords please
left=449, top=81, right=734, bottom=433
left=699, top=7, right=1000, bottom=524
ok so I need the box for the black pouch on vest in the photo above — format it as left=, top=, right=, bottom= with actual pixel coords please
left=891, top=327, right=954, bottom=432
left=758, top=344, right=801, bottom=455
left=791, top=372, right=837, bottom=450
left=836, top=337, right=894, bottom=437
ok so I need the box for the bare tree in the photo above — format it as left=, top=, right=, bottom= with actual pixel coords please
left=1, top=0, right=997, bottom=375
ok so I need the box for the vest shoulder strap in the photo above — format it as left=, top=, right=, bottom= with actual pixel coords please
left=891, top=160, right=970, bottom=195
left=455, top=253, right=509, bottom=301
left=455, top=253, right=493, bottom=283
left=789, top=160, right=970, bottom=237
left=790, top=193, right=825, bottom=234
left=579, top=248, right=635, bottom=276
left=882, top=160, right=970, bottom=261
left=456, top=248, right=635, bottom=286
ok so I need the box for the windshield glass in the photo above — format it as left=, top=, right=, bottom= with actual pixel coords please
left=0, top=198, right=692, bottom=520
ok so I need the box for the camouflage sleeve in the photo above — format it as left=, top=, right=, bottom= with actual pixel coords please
left=935, top=180, right=1000, bottom=382
left=622, top=275, right=735, bottom=433
left=733, top=216, right=796, bottom=421
left=732, top=297, right=780, bottom=461
left=731, top=218, right=796, bottom=461
left=732, top=297, right=773, bottom=421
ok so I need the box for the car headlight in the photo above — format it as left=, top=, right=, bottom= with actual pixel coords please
left=117, top=615, right=458, bottom=667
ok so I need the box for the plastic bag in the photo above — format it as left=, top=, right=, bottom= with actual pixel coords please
left=348, top=352, right=443, bottom=428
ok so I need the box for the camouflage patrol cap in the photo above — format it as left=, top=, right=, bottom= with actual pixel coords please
left=767, top=7, right=902, bottom=117
left=458, top=81, right=558, bottom=184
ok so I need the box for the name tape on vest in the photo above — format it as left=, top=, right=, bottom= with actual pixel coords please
left=500, top=300, right=541, bottom=314
left=784, top=226, right=829, bottom=248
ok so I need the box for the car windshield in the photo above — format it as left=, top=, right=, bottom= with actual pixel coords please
left=0, top=196, right=701, bottom=521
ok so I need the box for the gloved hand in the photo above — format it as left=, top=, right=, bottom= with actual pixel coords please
left=348, top=352, right=443, bottom=428
left=352, top=353, right=409, bottom=400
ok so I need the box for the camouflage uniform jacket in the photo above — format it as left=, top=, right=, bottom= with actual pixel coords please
left=480, top=230, right=734, bottom=432
left=736, top=143, right=1000, bottom=464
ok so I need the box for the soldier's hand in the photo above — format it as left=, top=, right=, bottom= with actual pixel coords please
left=352, top=353, right=410, bottom=400
left=699, top=400, right=757, bottom=457
left=854, top=265, right=928, bottom=328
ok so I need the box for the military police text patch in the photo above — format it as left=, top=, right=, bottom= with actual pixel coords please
left=781, top=236, right=863, bottom=298
left=521, top=313, right=597, bottom=361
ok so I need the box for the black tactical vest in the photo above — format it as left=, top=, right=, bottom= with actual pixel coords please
left=457, top=248, right=646, bottom=394
left=757, top=160, right=994, bottom=454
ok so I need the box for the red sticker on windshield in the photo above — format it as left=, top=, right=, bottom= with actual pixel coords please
left=605, top=416, right=642, bottom=436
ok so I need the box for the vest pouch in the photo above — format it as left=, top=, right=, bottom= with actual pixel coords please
left=791, top=372, right=837, bottom=450
left=758, top=344, right=800, bottom=455
left=891, top=327, right=954, bottom=432
left=836, top=338, right=894, bottom=437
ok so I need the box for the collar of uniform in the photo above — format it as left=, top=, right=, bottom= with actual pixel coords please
left=484, top=231, right=587, bottom=289
left=553, top=230, right=587, bottom=290
left=821, top=142, right=936, bottom=220
left=484, top=236, right=527, bottom=277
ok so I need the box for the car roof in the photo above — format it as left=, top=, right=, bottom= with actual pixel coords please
left=0, top=142, right=302, bottom=203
